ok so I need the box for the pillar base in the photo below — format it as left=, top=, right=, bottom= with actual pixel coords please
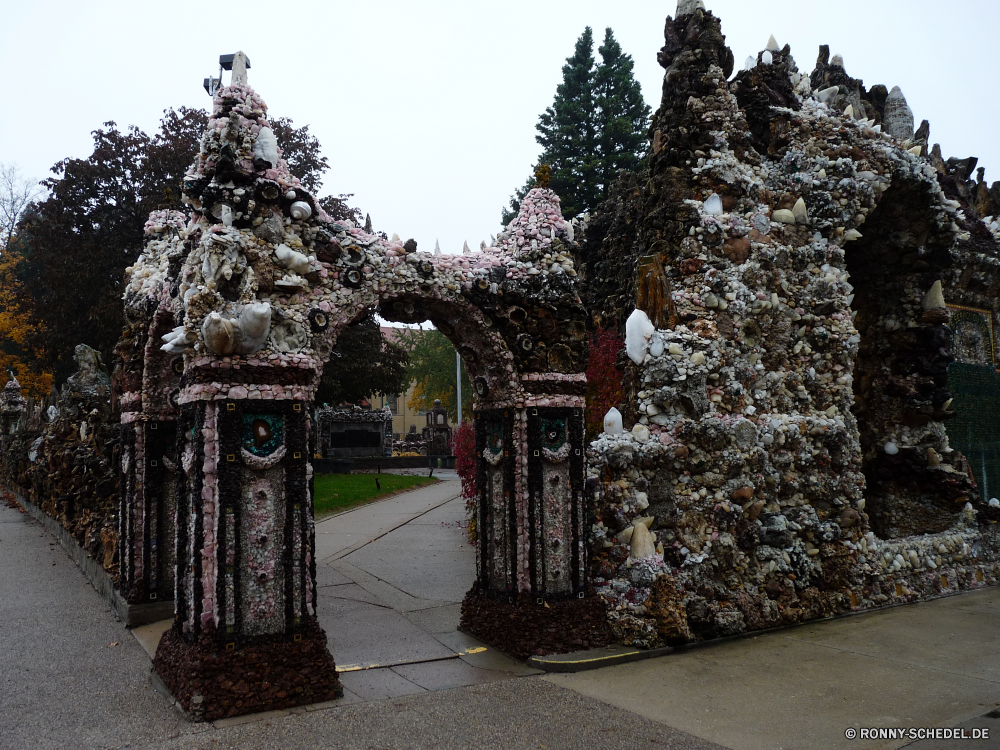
left=152, top=620, right=341, bottom=721
left=460, top=586, right=613, bottom=661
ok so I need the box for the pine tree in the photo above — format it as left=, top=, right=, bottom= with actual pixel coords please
left=594, top=28, right=651, bottom=194
left=502, top=27, right=650, bottom=225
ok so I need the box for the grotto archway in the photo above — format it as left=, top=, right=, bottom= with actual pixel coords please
left=844, top=178, right=975, bottom=539
left=117, top=70, right=606, bottom=720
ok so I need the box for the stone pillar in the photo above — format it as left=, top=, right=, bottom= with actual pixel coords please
left=153, top=395, right=340, bottom=721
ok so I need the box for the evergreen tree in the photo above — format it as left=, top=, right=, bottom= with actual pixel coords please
left=502, top=27, right=650, bottom=225
left=594, top=28, right=651, bottom=193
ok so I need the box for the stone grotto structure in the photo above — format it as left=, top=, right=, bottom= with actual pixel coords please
left=3, top=0, right=1000, bottom=722
left=115, top=53, right=599, bottom=718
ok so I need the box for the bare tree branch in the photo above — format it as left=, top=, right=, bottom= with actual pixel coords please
left=0, top=163, right=43, bottom=251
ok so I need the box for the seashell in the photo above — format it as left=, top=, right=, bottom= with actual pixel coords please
left=274, top=243, right=312, bottom=275
left=285, top=190, right=297, bottom=200
left=289, top=201, right=312, bottom=220
left=202, top=312, right=237, bottom=356
left=234, top=302, right=271, bottom=355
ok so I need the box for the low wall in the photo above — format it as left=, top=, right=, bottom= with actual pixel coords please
left=5, top=486, right=173, bottom=627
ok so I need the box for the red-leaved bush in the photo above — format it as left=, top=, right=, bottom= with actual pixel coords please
left=586, top=326, right=625, bottom=440
left=452, top=421, right=478, bottom=542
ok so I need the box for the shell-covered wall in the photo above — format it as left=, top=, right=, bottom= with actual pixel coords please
left=583, top=5, right=1000, bottom=647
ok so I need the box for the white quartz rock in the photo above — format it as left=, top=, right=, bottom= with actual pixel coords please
left=274, top=243, right=313, bottom=275
left=831, top=53, right=845, bottom=68
left=703, top=193, right=723, bottom=216
left=771, top=209, right=796, bottom=225
left=766, top=35, right=779, bottom=52
left=792, top=197, right=809, bottom=224
left=604, top=407, right=623, bottom=435
left=253, top=127, right=279, bottom=168
left=629, top=522, right=658, bottom=559
left=884, top=441, right=899, bottom=456
left=625, top=308, right=655, bottom=364
left=202, top=312, right=238, bottom=356
left=922, top=280, right=946, bottom=310
left=816, top=86, right=839, bottom=104
left=201, top=302, right=271, bottom=356
left=675, top=0, right=705, bottom=16
left=744, top=56, right=755, bottom=71
left=762, top=50, right=773, bottom=66
left=632, top=423, right=651, bottom=443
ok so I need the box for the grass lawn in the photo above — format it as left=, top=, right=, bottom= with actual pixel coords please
left=313, top=473, right=438, bottom=519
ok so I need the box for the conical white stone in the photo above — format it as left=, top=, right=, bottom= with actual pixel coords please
left=816, top=86, right=838, bottom=104
left=625, top=308, right=655, bottom=364
left=844, top=104, right=855, bottom=119
left=922, top=280, right=946, bottom=310
left=463, top=240, right=471, bottom=254
left=603, top=407, right=623, bottom=435
left=433, top=239, right=441, bottom=255
left=629, top=522, right=657, bottom=559
left=675, top=0, right=705, bottom=16
left=703, top=193, right=723, bottom=216
left=766, top=35, right=779, bottom=52
left=792, top=197, right=809, bottom=224
left=883, top=86, right=915, bottom=141
left=231, top=51, right=248, bottom=85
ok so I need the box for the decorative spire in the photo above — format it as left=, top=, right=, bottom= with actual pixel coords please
left=231, top=51, right=249, bottom=85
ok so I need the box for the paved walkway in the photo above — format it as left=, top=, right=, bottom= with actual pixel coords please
left=2, top=483, right=999, bottom=749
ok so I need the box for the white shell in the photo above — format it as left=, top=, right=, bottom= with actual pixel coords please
left=289, top=201, right=312, bottom=220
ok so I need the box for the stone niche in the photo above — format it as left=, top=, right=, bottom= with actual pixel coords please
left=582, top=3, right=1000, bottom=648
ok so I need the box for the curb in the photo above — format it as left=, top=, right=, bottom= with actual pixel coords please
left=4, top=486, right=174, bottom=628
left=527, top=644, right=674, bottom=673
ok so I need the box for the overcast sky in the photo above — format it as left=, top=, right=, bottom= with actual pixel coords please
left=3, top=1, right=998, bottom=257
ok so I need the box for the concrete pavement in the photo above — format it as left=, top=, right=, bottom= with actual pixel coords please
left=3, top=480, right=1000, bottom=749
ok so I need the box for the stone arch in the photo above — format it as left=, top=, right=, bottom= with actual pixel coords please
left=120, top=72, right=608, bottom=720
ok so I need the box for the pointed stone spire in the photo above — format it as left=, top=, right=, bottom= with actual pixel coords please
left=462, top=240, right=471, bottom=255
left=433, top=239, right=441, bottom=255
left=675, top=0, right=705, bottom=16
left=231, top=51, right=249, bottom=85
left=766, top=35, right=779, bottom=52
left=883, top=86, right=915, bottom=141
left=364, top=213, right=373, bottom=233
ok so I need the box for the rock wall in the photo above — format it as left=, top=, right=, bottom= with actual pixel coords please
left=582, top=5, right=1000, bottom=647
left=0, top=347, right=120, bottom=579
